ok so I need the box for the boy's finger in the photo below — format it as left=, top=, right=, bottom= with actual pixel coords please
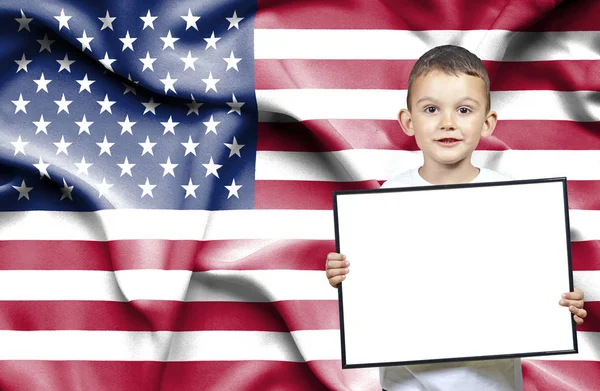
left=326, top=260, right=349, bottom=270
left=327, top=253, right=346, bottom=261
left=562, top=291, right=583, bottom=300
left=329, top=275, right=346, bottom=288
left=570, top=306, right=587, bottom=319
left=326, top=267, right=349, bottom=278
left=559, top=299, right=584, bottom=309
left=574, top=315, right=584, bottom=325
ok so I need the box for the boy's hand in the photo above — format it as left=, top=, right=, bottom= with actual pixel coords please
left=559, top=288, right=587, bottom=325
left=326, top=252, right=349, bottom=288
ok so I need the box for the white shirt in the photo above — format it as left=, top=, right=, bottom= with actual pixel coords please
left=379, top=167, right=523, bottom=391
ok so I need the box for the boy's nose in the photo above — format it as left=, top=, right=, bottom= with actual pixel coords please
left=439, top=112, right=456, bottom=130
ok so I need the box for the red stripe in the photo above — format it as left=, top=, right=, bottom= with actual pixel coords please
left=256, top=60, right=600, bottom=91
left=522, top=359, right=600, bottom=391
left=576, top=302, right=600, bottom=333
left=256, top=0, right=600, bottom=31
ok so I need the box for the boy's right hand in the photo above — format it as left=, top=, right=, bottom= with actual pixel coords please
left=326, top=252, right=350, bottom=288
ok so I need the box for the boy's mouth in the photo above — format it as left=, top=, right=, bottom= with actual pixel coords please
left=436, top=138, right=461, bottom=145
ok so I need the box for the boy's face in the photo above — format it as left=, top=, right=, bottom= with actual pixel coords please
left=399, top=70, right=496, bottom=168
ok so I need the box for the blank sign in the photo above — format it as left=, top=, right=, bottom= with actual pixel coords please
left=333, top=178, right=577, bottom=369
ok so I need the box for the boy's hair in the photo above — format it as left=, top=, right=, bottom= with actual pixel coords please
left=407, top=45, right=491, bottom=112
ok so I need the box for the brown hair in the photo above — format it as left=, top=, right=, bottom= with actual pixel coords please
left=407, top=45, right=491, bottom=112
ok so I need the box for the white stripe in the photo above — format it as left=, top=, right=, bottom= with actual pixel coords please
left=255, top=29, right=600, bottom=61
left=256, top=89, right=600, bottom=122
left=0, top=329, right=596, bottom=362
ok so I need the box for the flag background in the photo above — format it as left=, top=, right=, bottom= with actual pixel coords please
left=0, top=0, right=599, bottom=390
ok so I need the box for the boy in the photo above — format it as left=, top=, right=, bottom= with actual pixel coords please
left=325, top=45, right=587, bottom=391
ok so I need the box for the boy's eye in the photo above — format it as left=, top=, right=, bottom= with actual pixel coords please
left=425, top=106, right=437, bottom=113
left=458, top=107, right=471, bottom=114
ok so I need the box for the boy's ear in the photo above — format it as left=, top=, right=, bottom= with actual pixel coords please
left=481, top=110, right=498, bottom=138
left=398, top=109, right=414, bottom=136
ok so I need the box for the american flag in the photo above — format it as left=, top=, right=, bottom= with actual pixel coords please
left=0, top=0, right=598, bottom=390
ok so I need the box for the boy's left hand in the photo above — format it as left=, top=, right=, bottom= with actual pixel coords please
left=559, top=288, right=587, bottom=325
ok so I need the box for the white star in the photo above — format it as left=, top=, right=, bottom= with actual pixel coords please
left=119, top=31, right=137, bottom=51
left=57, top=54, right=75, bottom=73
left=15, top=9, right=33, bottom=32
left=99, top=52, right=116, bottom=72
left=95, top=177, right=113, bottom=198
left=12, top=93, right=30, bottom=114
left=181, top=135, right=199, bottom=156
left=204, top=31, right=221, bottom=50
left=15, top=53, right=32, bottom=73
left=203, top=115, right=220, bottom=135
left=181, top=9, right=200, bottom=30
left=202, top=156, right=222, bottom=178
left=97, top=94, right=116, bottom=114
left=186, top=95, right=202, bottom=115
left=118, top=115, right=136, bottom=135
left=142, top=97, right=161, bottom=115
left=10, top=135, right=28, bottom=156
left=76, top=74, right=95, bottom=93
left=33, top=157, right=51, bottom=179
left=76, top=30, right=94, bottom=52
left=161, top=116, right=179, bottom=135
left=33, top=115, right=51, bottom=135
left=224, top=136, right=245, bottom=158
left=139, top=52, right=156, bottom=72
left=37, top=33, right=55, bottom=53
left=226, top=93, right=245, bottom=115
left=225, top=179, right=242, bottom=199
left=54, top=94, right=72, bottom=114
left=122, top=74, right=138, bottom=95
left=202, top=72, right=220, bottom=93
left=54, top=9, right=72, bottom=31
left=75, top=115, right=93, bottom=135
left=53, top=135, right=72, bottom=155
left=33, top=73, right=52, bottom=92
left=160, top=72, right=177, bottom=94
left=223, top=51, right=241, bottom=71
left=160, top=30, right=179, bottom=50
left=226, top=11, right=244, bottom=30
left=180, top=51, right=198, bottom=71
left=181, top=178, right=199, bottom=199
left=139, top=136, right=157, bottom=156
left=138, top=178, right=157, bottom=198
left=160, top=157, right=178, bottom=177
left=140, top=10, right=157, bottom=30
left=98, top=10, right=116, bottom=31
left=13, top=180, right=33, bottom=200
left=97, top=135, right=114, bottom=156
left=60, top=178, right=74, bottom=201
left=74, top=156, right=93, bottom=176
left=117, top=156, right=135, bottom=177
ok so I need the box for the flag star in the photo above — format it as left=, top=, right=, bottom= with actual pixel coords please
left=226, top=11, right=244, bottom=30
left=10, top=135, right=28, bottom=156
left=139, top=52, right=157, bottom=72
left=75, top=115, right=93, bottom=135
left=224, top=136, right=245, bottom=158
left=225, top=178, right=242, bottom=199
left=142, top=97, right=161, bottom=115
left=181, top=178, right=199, bottom=199
left=138, top=178, right=157, bottom=198
left=98, top=10, right=116, bottom=31
left=37, top=33, right=55, bottom=53
left=13, top=180, right=33, bottom=200
left=226, top=93, right=245, bottom=115
left=57, top=54, right=75, bottom=73
left=118, top=115, right=136, bottom=135
left=160, top=30, right=179, bottom=50
left=53, top=135, right=72, bottom=155
left=15, top=53, right=32, bottom=73
left=160, top=72, right=177, bottom=94
left=180, top=51, right=198, bottom=71
left=119, top=31, right=137, bottom=51
left=204, top=31, right=221, bottom=50
left=54, top=9, right=72, bottom=31
left=160, top=157, right=178, bottom=177
left=223, top=51, right=241, bottom=71
left=117, top=156, right=135, bottom=177
left=140, top=10, right=157, bottom=30
left=34, top=73, right=52, bottom=92
left=77, top=30, right=94, bottom=52
left=122, top=74, right=138, bottom=95
left=15, top=9, right=33, bottom=32
left=95, top=177, right=113, bottom=198
left=202, top=157, right=222, bottom=178
left=202, top=72, right=220, bottom=93
left=181, top=9, right=200, bottom=30
left=60, top=178, right=74, bottom=201
left=76, top=74, right=95, bottom=93
left=97, top=94, right=116, bottom=114
left=99, top=52, right=116, bottom=72
left=139, top=136, right=157, bottom=156
left=33, top=115, right=51, bottom=135
left=97, top=135, right=114, bottom=156
left=74, top=156, right=93, bottom=176
left=33, top=157, right=51, bottom=179
left=161, top=116, right=179, bottom=135
left=54, top=94, right=72, bottom=114
left=12, top=93, right=30, bottom=113
left=186, top=95, right=202, bottom=115
left=181, top=135, right=199, bottom=156
left=203, top=115, right=220, bottom=135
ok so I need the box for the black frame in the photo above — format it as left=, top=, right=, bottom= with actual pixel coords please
left=332, top=177, right=578, bottom=369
